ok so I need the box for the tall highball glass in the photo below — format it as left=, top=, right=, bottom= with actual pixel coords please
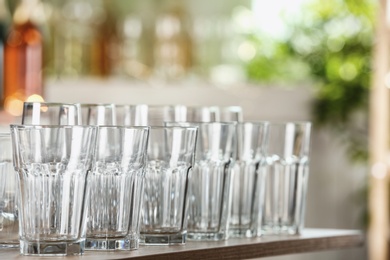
left=262, top=122, right=311, bottom=235
left=229, top=122, right=268, bottom=238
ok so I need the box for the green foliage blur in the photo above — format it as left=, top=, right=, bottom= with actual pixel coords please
left=246, top=0, right=376, bottom=162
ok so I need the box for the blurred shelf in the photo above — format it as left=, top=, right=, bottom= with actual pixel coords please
left=0, top=228, right=364, bottom=260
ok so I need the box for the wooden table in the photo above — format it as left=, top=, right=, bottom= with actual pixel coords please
left=0, top=229, right=364, bottom=260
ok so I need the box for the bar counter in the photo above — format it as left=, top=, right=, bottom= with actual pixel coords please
left=0, top=229, right=364, bottom=260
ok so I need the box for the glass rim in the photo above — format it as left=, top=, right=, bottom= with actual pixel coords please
left=0, top=132, right=10, bottom=137
left=23, top=101, right=80, bottom=106
left=96, top=125, right=150, bottom=130
left=79, top=103, right=116, bottom=107
left=149, top=125, right=198, bottom=131
left=10, top=124, right=98, bottom=130
left=165, top=121, right=238, bottom=126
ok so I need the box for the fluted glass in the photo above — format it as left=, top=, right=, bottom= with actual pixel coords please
left=86, top=126, right=149, bottom=250
left=140, top=126, right=197, bottom=245
left=11, top=125, right=97, bottom=256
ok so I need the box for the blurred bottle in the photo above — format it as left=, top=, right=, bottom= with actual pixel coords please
left=90, top=0, right=118, bottom=77
left=153, top=6, right=192, bottom=81
left=117, top=14, right=151, bottom=79
left=3, top=0, right=44, bottom=116
left=0, top=0, right=11, bottom=108
left=51, top=0, right=104, bottom=77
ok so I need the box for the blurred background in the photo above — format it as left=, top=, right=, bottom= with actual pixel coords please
left=0, top=0, right=374, bottom=259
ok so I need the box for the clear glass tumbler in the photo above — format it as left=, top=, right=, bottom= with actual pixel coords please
left=86, top=126, right=149, bottom=250
left=0, top=133, right=19, bottom=248
left=229, top=122, right=268, bottom=238
left=10, top=125, right=98, bottom=256
left=170, top=122, right=236, bottom=241
left=262, top=122, right=311, bottom=235
left=140, top=126, right=198, bottom=245
left=21, top=102, right=81, bottom=125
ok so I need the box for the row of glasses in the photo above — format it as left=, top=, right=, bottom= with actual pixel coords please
left=21, top=102, right=244, bottom=126
left=115, top=105, right=243, bottom=125
left=11, top=125, right=150, bottom=254
left=20, top=102, right=243, bottom=131
left=1, top=101, right=311, bottom=256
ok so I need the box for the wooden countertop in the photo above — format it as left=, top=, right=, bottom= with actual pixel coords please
left=0, top=228, right=364, bottom=260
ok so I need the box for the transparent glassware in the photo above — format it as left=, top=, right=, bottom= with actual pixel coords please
left=167, top=122, right=237, bottom=241
left=262, top=122, right=311, bottom=235
left=21, top=102, right=81, bottom=125
left=11, top=125, right=98, bottom=256
left=188, top=122, right=236, bottom=241
left=118, top=105, right=185, bottom=126
left=86, top=126, right=149, bottom=250
left=164, top=105, right=242, bottom=123
left=80, top=103, right=116, bottom=125
left=140, top=126, right=198, bottom=245
left=229, top=122, right=269, bottom=238
left=219, top=106, right=243, bottom=122
left=0, top=133, right=19, bottom=248
left=115, top=104, right=134, bottom=126
left=177, top=106, right=218, bottom=122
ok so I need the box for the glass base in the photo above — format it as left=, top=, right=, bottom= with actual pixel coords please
left=85, top=237, right=138, bottom=250
left=228, top=228, right=256, bottom=238
left=262, top=224, right=301, bottom=235
left=140, top=232, right=186, bottom=245
left=0, top=241, right=19, bottom=248
left=20, top=239, right=85, bottom=256
left=187, top=231, right=227, bottom=241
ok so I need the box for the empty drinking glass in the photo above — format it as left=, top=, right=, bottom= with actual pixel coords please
left=168, top=122, right=237, bottom=241
left=11, top=125, right=98, bottom=256
left=262, top=122, right=311, bottom=235
left=86, top=126, right=150, bottom=250
left=0, top=133, right=19, bottom=248
left=21, top=102, right=81, bottom=125
left=229, top=122, right=268, bottom=238
left=140, top=126, right=198, bottom=245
